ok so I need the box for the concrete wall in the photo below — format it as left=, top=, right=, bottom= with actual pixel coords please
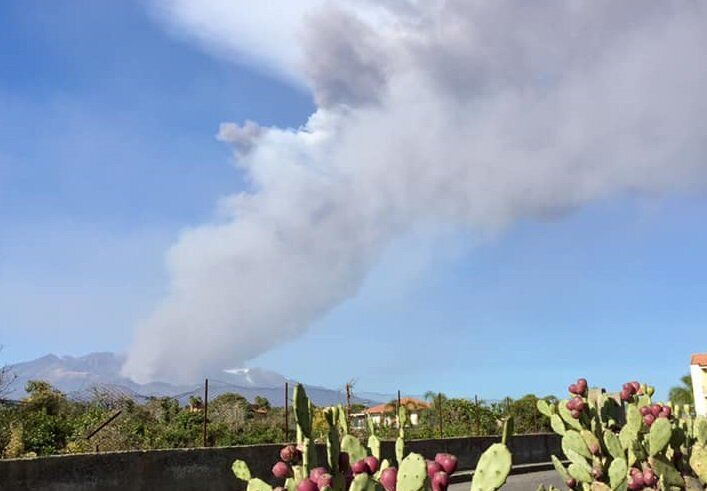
left=0, top=433, right=560, bottom=491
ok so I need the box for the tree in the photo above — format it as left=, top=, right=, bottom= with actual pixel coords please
left=668, top=374, right=694, bottom=406
left=253, top=396, right=271, bottom=410
left=0, top=346, right=16, bottom=399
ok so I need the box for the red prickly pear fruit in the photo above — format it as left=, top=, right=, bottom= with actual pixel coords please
left=364, top=456, right=379, bottom=474
left=661, top=406, right=671, bottom=417
left=317, top=473, right=333, bottom=490
left=576, top=379, right=588, bottom=394
left=588, top=442, right=600, bottom=456
left=650, top=404, right=661, bottom=418
left=435, top=453, right=458, bottom=475
left=630, top=381, right=640, bottom=393
left=639, top=406, right=651, bottom=416
left=571, top=409, right=581, bottom=419
left=658, top=412, right=668, bottom=419
left=620, top=389, right=632, bottom=402
left=566, top=399, right=576, bottom=411
left=280, top=445, right=297, bottom=463
left=272, top=461, right=291, bottom=479
left=432, top=471, right=449, bottom=491
left=351, top=460, right=369, bottom=475
left=339, top=452, right=350, bottom=472
left=573, top=397, right=585, bottom=412
left=427, top=460, right=443, bottom=478
left=643, top=469, right=656, bottom=487
left=380, top=467, right=397, bottom=491
left=565, top=478, right=577, bottom=489
left=309, top=467, right=328, bottom=483
left=643, top=414, right=655, bottom=426
left=297, top=479, right=318, bottom=491
left=568, top=384, right=578, bottom=395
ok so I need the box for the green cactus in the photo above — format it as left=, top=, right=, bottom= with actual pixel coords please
left=232, top=460, right=252, bottom=481
left=395, top=437, right=405, bottom=465
left=341, top=434, right=367, bottom=463
left=501, top=417, right=514, bottom=446
left=367, top=435, right=381, bottom=460
left=603, top=430, right=624, bottom=460
left=695, top=416, right=707, bottom=446
left=567, top=463, right=592, bottom=484
left=293, top=383, right=312, bottom=438
left=607, top=457, right=627, bottom=490
left=324, top=406, right=341, bottom=473
left=649, top=455, right=685, bottom=487
left=398, top=452, right=427, bottom=491
left=562, top=430, right=592, bottom=460
left=580, top=430, right=600, bottom=455
left=536, top=399, right=555, bottom=417
left=550, top=455, right=571, bottom=482
left=550, top=414, right=566, bottom=436
left=689, top=443, right=707, bottom=483
left=349, top=473, right=370, bottom=491
left=470, top=443, right=512, bottom=491
left=247, top=478, right=274, bottom=491
left=648, top=417, right=671, bottom=456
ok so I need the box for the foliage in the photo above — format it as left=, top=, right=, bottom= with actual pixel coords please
left=668, top=374, right=694, bottom=406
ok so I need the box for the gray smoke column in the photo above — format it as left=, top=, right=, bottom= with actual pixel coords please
left=124, top=0, right=707, bottom=383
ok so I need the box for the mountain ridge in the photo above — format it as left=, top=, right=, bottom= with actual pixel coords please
left=3, top=352, right=388, bottom=406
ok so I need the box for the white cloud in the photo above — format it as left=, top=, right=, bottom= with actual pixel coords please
left=124, top=0, right=707, bottom=383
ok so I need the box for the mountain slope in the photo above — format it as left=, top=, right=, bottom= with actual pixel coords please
left=4, top=352, right=383, bottom=406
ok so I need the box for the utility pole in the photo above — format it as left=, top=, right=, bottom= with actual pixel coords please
left=397, top=390, right=401, bottom=429
left=438, top=393, right=443, bottom=438
left=203, top=378, right=209, bottom=447
left=345, top=382, right=352, bottom=425
left=284, top=382, right=289, bottom=441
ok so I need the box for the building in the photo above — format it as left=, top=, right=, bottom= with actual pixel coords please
left=690, top=353, right=707, bottom=416
left=364, top=397, right=431, bottom=427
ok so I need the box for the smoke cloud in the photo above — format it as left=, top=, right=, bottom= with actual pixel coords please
left=124, top=0, right=707, bottom=383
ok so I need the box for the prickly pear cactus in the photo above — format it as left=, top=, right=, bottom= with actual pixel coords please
left=341, top=434, right=367, bottom=463
left=539, top=378, right=707, bottom=491
left=232, top=460, right=252, bottom=481
left=397, top=452, right=426, bottom=491
left=470, top=443, right=512, bottom=491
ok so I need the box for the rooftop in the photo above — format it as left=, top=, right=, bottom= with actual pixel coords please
left=365, top=397, right=430, bottom=415
left=691, top=353, right=707, bottom=366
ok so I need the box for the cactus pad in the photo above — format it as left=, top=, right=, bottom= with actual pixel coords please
left=536, top=399, right=555, bottom=417
left=608, top=457, right=627, bottom=490
left=395, top=436, right=405, bottom=465
left=293, top=384, right=312, bottom=437
left=341, top=434, right=367, bottom=463
left=689, top=443, right=707, bottom=484
left=550, top=414, right=565, bottom=436
left=558, top=400, right=583, bottom=430
left=470, top=443, right=512, bottom=491
left=695, top=417, right=707, bottom=446
left=247, top=478, right=273, bottom=491
left=550, top=455, right=571, bottom=482
left=567, top=463, right=592, bottom=484
left=232, top=460, right=252, bottom=481
left=349, top=473, right=370, bottom=491
left=603, top=430, right=624, bottom=460
left=367, top=435, right=381, bottom=460
left=649, top=455, right=685, bottom=487
left=648, top=417, right=671, bottom=456
left=398, top=452, right=427, bottom=491
left=562, top=430, right=592, bottom=460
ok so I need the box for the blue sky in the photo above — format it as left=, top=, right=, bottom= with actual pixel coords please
left=1, top=1, right=705, bottom=400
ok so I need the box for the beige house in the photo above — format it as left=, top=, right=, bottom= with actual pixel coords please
left=364, top=397, right=430, bottom=427
left=690, top=353, right=707, bottom=416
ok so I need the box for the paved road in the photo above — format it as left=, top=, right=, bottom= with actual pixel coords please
left=450, top=470, right=564, bottom=490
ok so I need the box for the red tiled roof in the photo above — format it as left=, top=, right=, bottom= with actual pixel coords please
left=365, top=397, right=430, bottom=415
left=691, top=353, right=707, bottom=366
